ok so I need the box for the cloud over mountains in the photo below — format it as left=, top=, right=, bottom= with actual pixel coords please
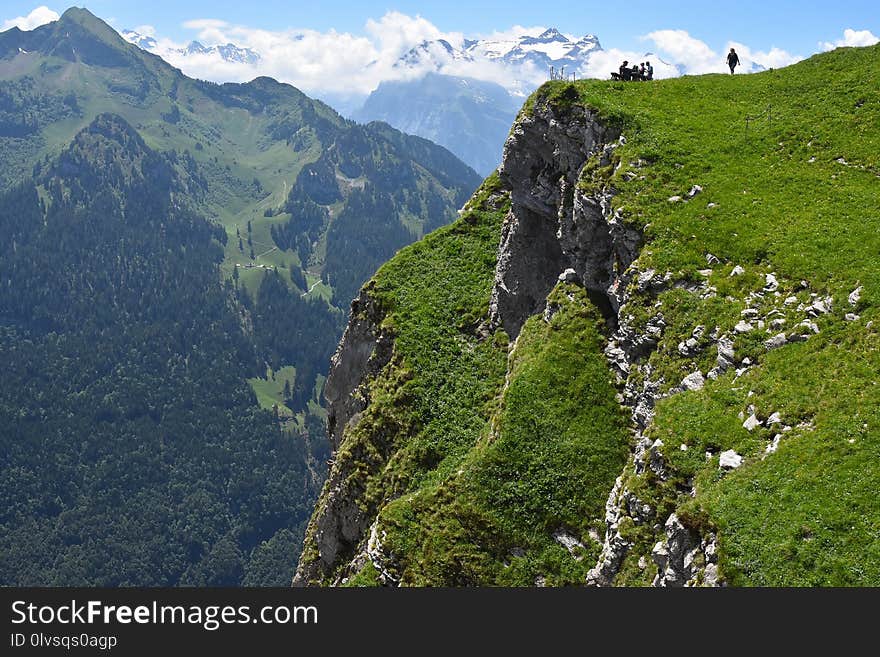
left=2, top=5, right=876, bottom=100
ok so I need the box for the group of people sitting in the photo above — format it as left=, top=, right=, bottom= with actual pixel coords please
left=610, top=60, right=653, bottom=81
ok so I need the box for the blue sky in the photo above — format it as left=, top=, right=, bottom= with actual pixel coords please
left=3, top=1, right=877, bottom=54
left=2, top=2, right=878, bottom=102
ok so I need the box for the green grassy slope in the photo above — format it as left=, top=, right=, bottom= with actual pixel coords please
left=308, top=44, right=880, bottom=586
left=532, top=44, right=880, bottom=585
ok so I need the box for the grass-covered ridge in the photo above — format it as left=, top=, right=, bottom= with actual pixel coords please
left=322, top=173, right=630, bottom=585
left=528, top=44, right=879, bottom=585
left=375, top=284, right=629, bottom=585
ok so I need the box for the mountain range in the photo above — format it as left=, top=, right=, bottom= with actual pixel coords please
left=122, top=30, right=261, bottom=66
left=0, top=7, right=478, bottom=586
left=120, top=25, right=608, bottom=174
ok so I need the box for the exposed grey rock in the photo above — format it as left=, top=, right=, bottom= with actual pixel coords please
left=586, top=477, right=631, bottom=586
left=648, top=439, right=668, bottom=479
left=552, top=529, right=587, bottom=560
left=743, top=414, right=761, bottom=431
left=668, top=195, right=682, bottom=203
left=784, top=296, right=798, bottom=305
left=490, top=102, right=639, bottom=337
left=767, top=412, right=782, bottom=425
left=734, top=320, right=754, bottom=333
left=687, top=184, right=703, bottom=198
left=764, top=273, right=779, bottom=292
left=741, top=308, right=759, bottom=318
left=652, top=514, right=697, bottom=587
left=717, top=337, right=736, bottom=364
left=324, top=286, right=392, bottom=450
left=294, top=286, right=396, bottom=586
left=845, top=313, right=860, bottom=322
left=799, top=319, right=820, bottom=334
left=706, top=253, right=720, bottom=265
left=365, top=519, right=399, bottom=585
left=765, top=434, right=782, bottom=455
left=558, top=267, right=579, bottom=283
left=681, top=371, right=705, bottom=391
left=770, top=318, right=787, bottom=330
left=849, top=286, right=863, bottom=307
left=719, top=449, right=743, bottom=469
left=730, top=265, right=745, bottom=276
left=807, top=297, right=833, bottom=317
left=765, top=333, right=787, bottom=350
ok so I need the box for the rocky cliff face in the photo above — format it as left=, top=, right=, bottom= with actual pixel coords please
left=295, top=83, right=840, bottom=587
left=293, top=284, right=394, bottom=585
left=488, top=98, right=719, bottom=587
left=294, top=89, right=703, bottom=586
left=297, top=49, right=880, bottom=586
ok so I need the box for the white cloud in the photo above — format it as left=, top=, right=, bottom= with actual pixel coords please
left=131, top=24, right=157, bottom=38
left=147, top=12, right=543, bottom=98
left=727, top=41, right=802, bottom=71
left=820, top=28, right=879, bottom=51
left=122, top=14, right=810, bottom=102
left=641, top=29, right=801, bottom=75
left=643, top=29, right=725, bottom=74
left=2, top=5, right=59, bottom=31
left=581, top=48, right=678, bottom=80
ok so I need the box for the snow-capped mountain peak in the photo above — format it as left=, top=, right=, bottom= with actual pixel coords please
left=397, top=27, right=602, bottom=77
left=121, top=29, right=157, bottom=51
left=121, top=30, right=261, bottom=66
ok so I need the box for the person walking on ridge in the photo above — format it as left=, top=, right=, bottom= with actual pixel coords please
left=727, top=47, right=740, bottom=74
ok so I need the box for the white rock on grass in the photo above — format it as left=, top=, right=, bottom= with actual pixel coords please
left=681, top=371, right=705, bottom=392
left=730, top=265, right=745, bottom=277
left=668, top=195, right=682, bottom=203
left=719, top=450, right=743, bottom=470
left=743, top=414, right=761, bottom=431
left=734, top=320, right=754, bottom=333
left=688, top=184, right=703, bottom=197
left=767, top=412, right=782, bottom=425
left=764, top=333, right=787, bottom=350
left=764, top=273, right=779, bottom=292
left=849, top=286, right=862, bottom=307
left=845, top=313, right=860, bottom=322
left=808, top=297, right=833, bottom=316
left=765, top=435, right=782, bottom=455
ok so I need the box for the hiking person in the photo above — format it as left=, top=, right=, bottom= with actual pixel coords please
left=645, top=61, right=654, bottom=80
left=631, top=63, right=641, bottom=80
left=619, top=60, right=631, bottom=81
left=639, top=63, right=646, bottom=79
left=727, top=48, right=740, bottom=74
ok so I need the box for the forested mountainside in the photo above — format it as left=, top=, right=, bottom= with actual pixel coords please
left=296, top=44, right=880, bottom=586
left=0, top=8, right=479, bottom=586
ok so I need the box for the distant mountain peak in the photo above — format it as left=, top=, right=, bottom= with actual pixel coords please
left=392, top=27, right=603, bottom=93
left=0, top=7, right=135, bottom=67
left=121, top=30, right=261, bottom=66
